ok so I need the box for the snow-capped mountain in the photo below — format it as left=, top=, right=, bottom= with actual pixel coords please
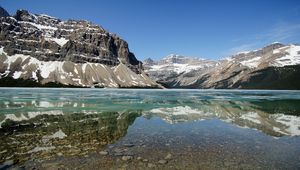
left=144, top=54, right=217, bottom=82
left=0, top=8, right=159, bottom=88
left=145, top=43, right=300, bottom=89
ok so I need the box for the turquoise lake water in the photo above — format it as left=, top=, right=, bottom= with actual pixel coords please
left=0, top=88, right=300, bottom=169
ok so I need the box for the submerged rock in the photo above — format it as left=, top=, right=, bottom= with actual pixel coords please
left=147, top=163, right=156, bottom=168
left=158, top=159, right=168, bottom=164
left=121, top=156, right=133, bottom=161
left=123, top=143, right=135, bottom=147
left=165, top=153, right=172, bottom=160
left=99, top=151, right=108, bottom=155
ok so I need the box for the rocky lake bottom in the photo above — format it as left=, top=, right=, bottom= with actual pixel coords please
left=0, top=88, right=300, bottom=169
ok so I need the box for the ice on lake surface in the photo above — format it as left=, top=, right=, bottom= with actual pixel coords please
left=0, top=88, right=300, bottom=169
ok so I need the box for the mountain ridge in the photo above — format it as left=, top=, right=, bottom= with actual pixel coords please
left=144, top=43, right=300, bottom=89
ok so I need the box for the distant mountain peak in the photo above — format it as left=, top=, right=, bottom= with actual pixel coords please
left=143, top=58, right=155, bottom=65
left=14, top=9, right=38, bottom=22
left=0, top=6, right=9, bottom=17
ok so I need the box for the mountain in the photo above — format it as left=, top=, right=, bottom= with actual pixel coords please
left=144, top=54, right=217, bottom=82
left=0, top=8, right=159, bottom=88
left=144, top=43, right=300, bottom=89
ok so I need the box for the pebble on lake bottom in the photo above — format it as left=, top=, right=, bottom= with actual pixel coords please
left=158, top=159, right=168, bottom=164
left=121, top=156, right=133, bottom=161
left=165, top=153, right=172, bottom=160
left=147, top=163, right=156, bottom=168
left=123, top=143, right=135, bottom=147
left=99, top=151, right=108, bottom=155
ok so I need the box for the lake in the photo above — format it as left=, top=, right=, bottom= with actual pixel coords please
left=0, top=88, right=300, bottom=169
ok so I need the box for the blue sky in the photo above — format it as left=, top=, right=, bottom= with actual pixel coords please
left=1, top=0, right=300, bottom=60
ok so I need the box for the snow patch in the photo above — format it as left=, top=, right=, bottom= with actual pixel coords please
left=272, top=114, right=300, bottom=136
left=39, top=101, right=54, bottom=108
left=74, top=67, right=78, bottom=74
left=150, top=106, right=201, bottom=115
left=32, top=71, right=38, bottom=80
left=224, top=57, right=233, bottom=61
left=273, top=49, right=280, bottom=54
left=12, top=71, right=22, bottom=79
left=61, top=75, right=66, bottom=79
left=240, top=57, right=261, bottom=68
left=49, top=129, right=67, bottom=139
left=45, top=37, right=69, bottom=47
left=149, top=63, right=206, bottom=74
left=0, top=47, right=4, bottom=54
left=82, top=63, right=89, bottom=74
left=27, top=110, right=64, bottom=119
left=273, top=45, right=300, bottom=67
left=39, top=61, right=61, bottom=78
left=240, top=112, right=261, bottom=124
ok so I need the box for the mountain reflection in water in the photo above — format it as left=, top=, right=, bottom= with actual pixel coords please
left=0, top=111, right=141, bottom=164
left=0, top=88, right=300, bottom=168
left=144, top=100, right=300, bottom=137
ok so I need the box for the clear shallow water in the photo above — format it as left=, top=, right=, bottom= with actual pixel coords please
left=0, top=88, right=300, bottom=169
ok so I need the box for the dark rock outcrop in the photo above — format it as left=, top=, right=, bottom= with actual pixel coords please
left=1, top=9, right=141, bottom=71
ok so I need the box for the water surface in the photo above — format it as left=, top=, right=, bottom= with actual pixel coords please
left=0, top=88, right=300, bottom=169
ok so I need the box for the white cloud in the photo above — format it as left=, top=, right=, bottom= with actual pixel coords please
left=261, top=22, right=300, bottom=41
left=225, top=22, right=300, bottom=56
left=226, top=43, right=257, bottom=56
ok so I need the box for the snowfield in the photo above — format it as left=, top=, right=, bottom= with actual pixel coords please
left=273, top=45, right=300, bottom=67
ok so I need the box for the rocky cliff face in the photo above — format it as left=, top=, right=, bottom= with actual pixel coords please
left=145, top=43, right=300, bottom=89
left=0, top=8, right=158, bottom=88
